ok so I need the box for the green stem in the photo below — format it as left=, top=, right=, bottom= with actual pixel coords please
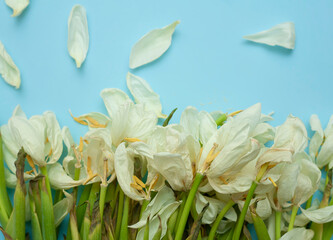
left=208, top=200, right=235, bottom=240
left=120, top=195, right=130, bottom=240
left=232, top=181, right=258, bottom=240
left=110, top=184, right=120, bottom=217
left=6, top=148, right=26, bottom=240
left=140, top=199, right=150, bottom=219
left=69, top=210, right=80, bottom=240
left=175, top=173, right=204, bottom=240
left=0, top=205, right=8, bottom=229
left=0, top=134, right=12, bottom=218
left=28, top=184, right=43, bottom=240
left=77, top=184, right=92, bottom=230
left=54, top=190, right=64, bottom=205
left=40, top=177, right=57, bottom=240
left=87, top=182, right=100, bottom=214
left=174, top=192, right=187, bottom=235
left=99, top=184, right=108, bottom=220
left=275, top=210, right=281, bottom=239
left=144, top=218, right=149, bottom=240
left=115, top=189, right=124, bottom=239
left=288, top=205, right=298, bottom=231
left=306, top=196, right=313, bottom=209
left=40, top=166, right=52, bottom=201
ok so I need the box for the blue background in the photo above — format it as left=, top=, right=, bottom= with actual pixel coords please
left=1, top=0, right=333, bottom=239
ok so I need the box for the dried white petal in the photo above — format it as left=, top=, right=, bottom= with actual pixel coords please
left=0, top=41, right=21, bottom=88
left=68, top=5, right=89, bottom=68
left=53, top=191, right=73, bottom=227
left=129, top=21, right=180, bottom=69
left=309, top=114, right=324, bottom=160
left=280, top=228, right=313, bottom=240
left=243, top=22, right=295, bottom=49
left=127, top=72, right=166, bottom=118
left=5, top=0, right=29, bottom=17
left=301, top=205, right=333, bottom=223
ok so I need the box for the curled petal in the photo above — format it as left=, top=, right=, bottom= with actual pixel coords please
left=48, top=163, right=83, bottom=190
left=54, top=191, right=74, bottom=227
left=127, top=72, right=166, bottom=118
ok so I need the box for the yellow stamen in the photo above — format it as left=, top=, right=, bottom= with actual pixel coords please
left=205, top=143, right=219, bottom=164
left=45, top=137, right=49, bottom=143
left=85, top=116, right=107, bottom=128
left=26, top=155, right=37, bottom=175
left=131, top=183, right=143, bottom=191
left=191, top=163, right=196, bottom=179
left=199, top=147, right=203, bottom=159
left=229, top=110, right=243, bottom=117
left=133, top=175, right=146, bottom=188
left=48, top=148, right=53, bottom=157
left=83, top=139, right=89, bottom=144
left=87, top=156, right=93, bottom=176
left=70, top=111, right=88, bottom=126
left=79, top=137, right=84, bottom=153
left=149, top=174, right=159, bottom=192
left=219, top=176, right=228, bottom=185
left=268, top=177, right=277, bottom=188
left=124, top=138, right=142, bottom=143
left=103, top=158, right=108, bottom=185
left=25, top=170, right=34, bottom=175
left=83, top=173, right=98, bottom=185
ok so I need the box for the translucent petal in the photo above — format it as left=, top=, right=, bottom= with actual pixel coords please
left=243, top=22, right=295, bottom=49
left=280, top=228, right=313, bottom=240
left=301, top=205, right=333, bottom=223
left=5, top=0, right=29, bottom=16
left=48, top=163, right=83, bottom=190
left=309, top=114, right=324, bottom=160
left=54, top=191, right=73, bottom=227
left=100, top=88, right=132, bottom=118
left=43, top=111, right=63, bottom=164
left=130, top=186, right=175, bottom=228
left=127, top=72, right=166, bottom=118
left=129, top=21, right=180, bottom=69
left=0, top=41, right=21, bottom=88
left=68, top=5, right=89, bottom=68
left=151, top=152, right=193, bottom=191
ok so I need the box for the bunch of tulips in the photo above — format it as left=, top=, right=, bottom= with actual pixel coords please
left=0, top=74, right=333, bottom=240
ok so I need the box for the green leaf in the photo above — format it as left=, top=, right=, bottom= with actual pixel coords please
left=6, top=148, right=26, bottom=240
left=163, top=108, right=177, bottom=127
left=250, top=205, right=271, bottom=240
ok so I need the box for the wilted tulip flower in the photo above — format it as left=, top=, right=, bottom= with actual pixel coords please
left=1, top=105, right=63, bottom=185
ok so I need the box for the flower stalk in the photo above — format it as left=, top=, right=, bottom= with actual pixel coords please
left=0, top=134, right=12, bottom=222
left=6, top=148, right=26, bottom=240
left=275, top=210, right=281, bottom=239
left=208, top=200, right=235, bottom=240
left=175, top=172, right=204, bottom=240
left=288, top=205, right=299, bottom=231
